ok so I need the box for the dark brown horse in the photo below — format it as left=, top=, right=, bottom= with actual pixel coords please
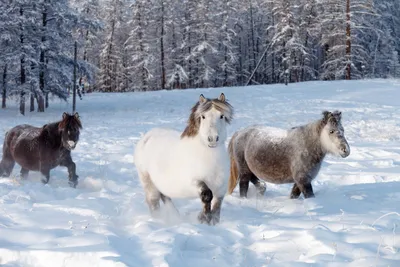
left=0, top=112, right=82, bottom=187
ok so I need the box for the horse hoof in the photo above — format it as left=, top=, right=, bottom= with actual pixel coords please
left=290, top=194, right=300, bottom=199
left=257, top=185, right=266, bottom=196
left=198, top=212, right=212, bottom=225
left=68, top=180, right=78, bottom=188
left=210, top=214, right=220, bottom=225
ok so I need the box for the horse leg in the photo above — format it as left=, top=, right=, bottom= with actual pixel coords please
left=294, top=182, right=314, bottom=199
left=210, top=196, right=224, bottom=225
left=293, top=170, right=315, bottom=199
left=40, top=168, right=50, bottom=184
left=198, top=182, right=213, bottom=225
left=160, top=193, right=179, bottom=214
left=239, top=172, right=254, bottom=198
left=20, top=168, right=29, bottom=179
left=299, top=183, right=314, bottom=198
left=290, top=183, right=301, bottom=199
left=160, top=193, right=180, bottom=220
left=59, top=153, right=79, bottom=188
left=138, top=171, right=161, bottom=216
left=249, top=175, right=266, bottom=196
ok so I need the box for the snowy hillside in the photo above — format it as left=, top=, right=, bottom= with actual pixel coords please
left=0, top=79, right=400, bottom=267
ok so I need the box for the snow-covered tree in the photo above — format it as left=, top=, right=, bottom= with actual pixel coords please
left=97, top=0, right=129, bottom=92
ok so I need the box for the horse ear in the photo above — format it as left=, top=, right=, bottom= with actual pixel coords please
left=199, top=94, right=206, bottom=103
left=322, top=111, right=331, bottom=123
left=218, top=93, right=226, bottom=102
left=333, top=111, right=342, bottom=121
left=74, top=112, right=80, bottom=119
left=62, top=112, right=68, bottom=120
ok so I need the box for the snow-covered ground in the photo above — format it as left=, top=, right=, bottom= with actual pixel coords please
left=0, top=79, right=400, bottom=267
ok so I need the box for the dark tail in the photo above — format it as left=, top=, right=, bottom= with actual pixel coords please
left=227, top=134, right=239, bottom=194
left=0, top=131, right=15, bottom=177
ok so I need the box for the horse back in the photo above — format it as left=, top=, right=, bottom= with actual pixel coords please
left=240, top=126, right=294, bottom=183
left=6, top=124, right=42, bottom=170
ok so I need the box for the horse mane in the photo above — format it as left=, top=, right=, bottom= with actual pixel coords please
left=181, top=94, right=233, bottom=138
left=290, top=110, right=342, bottom=136
left=58, top=112, right=83, bottom=131
left=313, top=110, right=342, bottom=134
left=37, top=113, right=82, bottom=147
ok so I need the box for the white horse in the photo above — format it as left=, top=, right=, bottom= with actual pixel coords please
left=134, top=93, right=234, bottom=225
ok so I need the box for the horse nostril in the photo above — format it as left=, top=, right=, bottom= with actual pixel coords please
left=216, top=136, right=219, bottom=142
left=208, top=136, right=213, bottom=142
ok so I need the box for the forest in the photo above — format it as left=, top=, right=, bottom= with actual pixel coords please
left=0, top=0, right=399, bottom=114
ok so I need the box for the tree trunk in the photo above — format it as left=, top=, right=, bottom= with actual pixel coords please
left=250, top=1, right=256, bottom=80
left=184, top=5, right=192, bottom=88
left=160, top=0, right=166, bottom=90
left=2, top=64, right=7, bottom=109
left=238, top=36, right=243, bottom=85
left=45, top=92, right=49, bottom=108
left=38, top=2, right=47, bottom=112
left=106, top=19, right=115, bottom=92
left=20, top=7, right=25, bottom=116
left=137, top=3, right=147, bottom=91
left=30, top=93, right=35, bottom=112
left=345, top=0, right=351, bottom=80
left=83, top=8, right=90, bottom=62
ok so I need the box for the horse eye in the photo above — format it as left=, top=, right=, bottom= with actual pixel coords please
left=220, top=115, right=224, bottom=119
left=201, top=115, right=205, bottom=119
left=329, top=130, right=335, bottom=134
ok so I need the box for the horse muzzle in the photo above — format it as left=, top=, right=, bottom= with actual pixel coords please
left=339, top=143, right=350, bottom=158
left=207, top=135, right=220, bottom=148
left=67, top=140, right=77, bottom=150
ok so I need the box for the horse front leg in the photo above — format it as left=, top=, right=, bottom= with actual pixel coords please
left=293, top=176, right=315, bottom=199
left=210, top=196, right=224, bottom=225
left=60, top=154, right=79, bottom=188
left=197, top=182, right=213, bottom=225
left=290, top=183, right=301, bottom=199
left=299, top=183, right=314, bottom=198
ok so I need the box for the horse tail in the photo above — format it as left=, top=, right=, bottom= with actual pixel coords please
left=227, top=134, right=239, bottom=195
left=0, top=131, right=14, bottom=176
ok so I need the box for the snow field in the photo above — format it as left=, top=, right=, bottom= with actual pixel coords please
left=0, top=79, right=399, bottom=266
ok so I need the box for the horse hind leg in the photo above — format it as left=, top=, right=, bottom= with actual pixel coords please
left=138, top=170, right=162, bottom=216
left=239, top=171, right=264, bottom=198
left=160, top=194, right=179, bottom=214
left=40, top=168, right=50, bottom=184
left=160, top=193, right=180, bottom=222
left=249, top=175, right=266, bottom=197
left=20, top=167, right=29, bottom=179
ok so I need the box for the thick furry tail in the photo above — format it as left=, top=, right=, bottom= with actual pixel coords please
left=227, top=134, right=239, bottom=194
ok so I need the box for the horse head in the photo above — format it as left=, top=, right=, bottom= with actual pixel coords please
left=59, top=112, right=82, bottom=150
left=181, top=93, right=233, bottom=148
left=320, top=110, right=350, bottom=158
